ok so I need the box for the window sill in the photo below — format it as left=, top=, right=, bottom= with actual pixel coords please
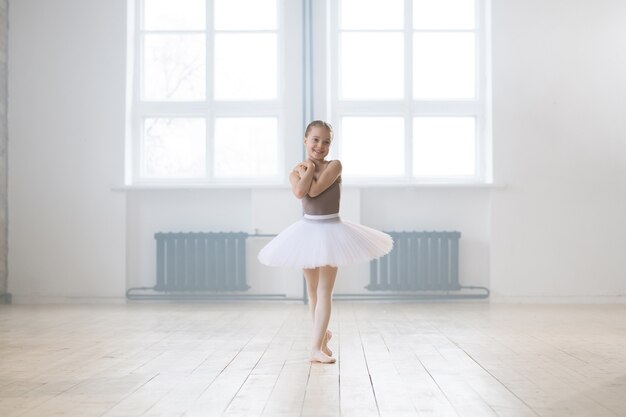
left=346, top=182, right=505, bottom=189
left=112, top=182, right=505, bottom=191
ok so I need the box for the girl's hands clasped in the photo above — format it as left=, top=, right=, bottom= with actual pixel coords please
left=296, top=160, right=315, bottom=177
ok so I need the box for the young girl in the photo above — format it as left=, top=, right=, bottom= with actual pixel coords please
left=258, top=120, right=393, bottom=364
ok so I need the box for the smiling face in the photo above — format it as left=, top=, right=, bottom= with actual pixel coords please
left=304, top=125, right=333, bottom=163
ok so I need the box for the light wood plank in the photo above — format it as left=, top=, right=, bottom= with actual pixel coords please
left=2, top=303, right=626, bottom=417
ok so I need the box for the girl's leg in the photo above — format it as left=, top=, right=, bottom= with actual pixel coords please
left=310, top=266, right=338, bottom=363
left=303, top=268, right=333, bottom=357
left=303, top=268, right=319, bottom=319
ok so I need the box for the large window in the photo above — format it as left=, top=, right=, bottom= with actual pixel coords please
left=127, top=0, right=489, bottom=185
left=129, top=0, right=301, bottom=185
left=329, top=0, right=488, bottom=183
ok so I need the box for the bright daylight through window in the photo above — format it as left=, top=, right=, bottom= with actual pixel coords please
left=128, top=0, right=488, bottom=185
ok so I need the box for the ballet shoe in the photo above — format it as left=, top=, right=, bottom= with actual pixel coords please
left=322, top=330, right=333, bottom=356
left=310, top=350, right=336, bottom=364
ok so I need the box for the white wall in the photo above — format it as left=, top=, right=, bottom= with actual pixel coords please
left=490, top=0, right=626, bottom=301
left=8, top=0, right=626, bottom=303
left=124, top=187, right=490, bottom=299
left=8, top=0, right=127, bottom=302
left=125, top=188, right=305, bottom=298
left=361, top=187, right=491, bottom=291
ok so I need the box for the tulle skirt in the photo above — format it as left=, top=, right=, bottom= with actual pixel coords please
left=258, top=213, right=393, bottom=269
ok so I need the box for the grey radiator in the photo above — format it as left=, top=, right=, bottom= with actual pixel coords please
left=368, top=231, right=461, bottom=291
left=155, top=232, right=250, bottom=291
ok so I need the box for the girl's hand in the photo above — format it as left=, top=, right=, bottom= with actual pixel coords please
left=296, top=164, right=307, bottom=176
left=296, top=160, right=315, bottom=175
left=290, top=161, right=316, bottom=199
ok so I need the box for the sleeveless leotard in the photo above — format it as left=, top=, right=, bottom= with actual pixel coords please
left=302, top=177, right=341, bottom=215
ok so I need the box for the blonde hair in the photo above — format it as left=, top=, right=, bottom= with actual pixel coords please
left=304, top=120, right=333, bottom=138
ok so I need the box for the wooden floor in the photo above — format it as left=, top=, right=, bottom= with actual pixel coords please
left=1, top=302, right=626, bottom=417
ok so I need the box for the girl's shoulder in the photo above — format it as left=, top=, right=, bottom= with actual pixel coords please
left=325, top=160, right=342, bottom=183
left=325, top=159, right=342, bottom=168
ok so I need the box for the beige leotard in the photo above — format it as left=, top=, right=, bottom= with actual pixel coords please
left=302, top=175, right=341, bottom=215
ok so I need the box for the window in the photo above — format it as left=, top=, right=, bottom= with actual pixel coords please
left=326, top=0, right=489, bottom=183
left=128, top=0, right=302, bottom=185
left=128, top=0, right=489, bottom=185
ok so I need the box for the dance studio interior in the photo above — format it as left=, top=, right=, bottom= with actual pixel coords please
left=1, top=0, right=626, bottom=416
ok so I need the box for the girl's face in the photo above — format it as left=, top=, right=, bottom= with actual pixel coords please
left=304, top=126, right=332, bottom=162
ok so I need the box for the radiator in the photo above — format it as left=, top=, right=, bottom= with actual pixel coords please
left=368, top=231, right=461, bottom=291
left=155, top=232, right=250, bottom=292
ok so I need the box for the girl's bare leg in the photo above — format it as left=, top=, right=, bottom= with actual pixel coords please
left=309, top=266, right=338, bottom=363
left=303, top=267, right=319, bottom=318
left=303, top=268, right=333, bottom=357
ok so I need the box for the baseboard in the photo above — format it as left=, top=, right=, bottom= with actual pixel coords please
left=9, top=294, right=624, bottom=305
left=9, top=295, right=127, bottom=305
left=490, top=295, right=626, bottom=304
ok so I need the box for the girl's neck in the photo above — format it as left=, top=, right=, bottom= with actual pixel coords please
left=308, top=156, right=327, bottom=165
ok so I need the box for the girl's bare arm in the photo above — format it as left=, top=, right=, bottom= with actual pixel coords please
left=290, top=161, right=315, bottom=199
left=308, top=160, right=342, bottom=197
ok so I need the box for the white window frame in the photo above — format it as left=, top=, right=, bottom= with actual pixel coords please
left=313, top=0, right=491, bottom=185
left=126, top=0, right=303, bottom=186
left=126, top=0, right=491, bottom=187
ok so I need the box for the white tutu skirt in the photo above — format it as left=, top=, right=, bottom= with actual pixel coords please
left=258, top=213, right=393, bottom=269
